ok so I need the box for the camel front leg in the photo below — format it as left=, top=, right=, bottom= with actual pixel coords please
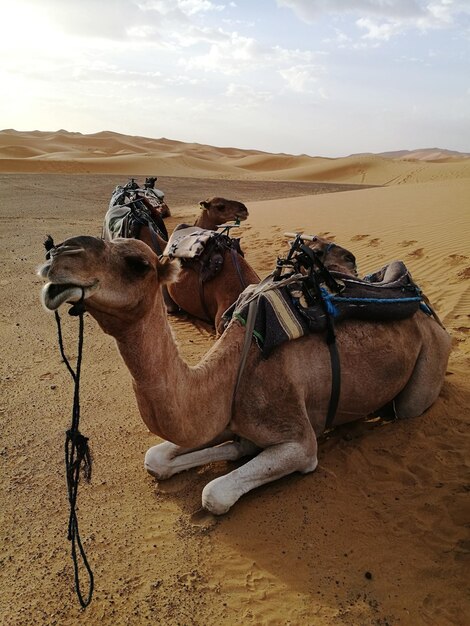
left=144, top=433, right=259, bottom=480
left=201, top=439, right=318, bottom=515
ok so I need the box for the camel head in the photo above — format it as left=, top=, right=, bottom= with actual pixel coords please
left=307, top=236, right=358, bottom=276
left=38, top=235, right=179, bottom=331
left=199, top=197, right=249, bottom=225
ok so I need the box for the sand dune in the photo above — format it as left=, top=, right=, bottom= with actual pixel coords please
left=1, top=129, right=470, bottom=186
left=0, top=133, right=469, bottom=625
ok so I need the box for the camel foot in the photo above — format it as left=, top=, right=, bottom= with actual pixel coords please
left=201, top=441, right=318, bottom=515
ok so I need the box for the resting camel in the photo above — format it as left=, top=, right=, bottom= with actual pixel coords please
left=195, top=197, right=249, bottom=230
left=104, top=194, right=256, bottom=330
left=39, top=235, right=451, bottom=514
left=139, top=197, right=257, bottom=333
left=137, top=196, right=250, bottom=254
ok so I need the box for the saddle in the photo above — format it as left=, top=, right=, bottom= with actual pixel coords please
left=226, top=246, right=428, bottom=358
left=103, top=184, right=168, bottom=243
left=164, top=225, right=244, bottom=284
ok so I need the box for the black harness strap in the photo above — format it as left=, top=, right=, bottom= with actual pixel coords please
left=148, top=222, right=164, bottom=256
left=196, top=235, right=243, bottom=326
left=324, top=319, right=341, bottom=430
left=296, top=243, right=342, bottom=430
left=230, top=246, right=247, bottom=291
left=54, top=294, right=94, bottom=608
left=198, top=270, right=213, bottom=323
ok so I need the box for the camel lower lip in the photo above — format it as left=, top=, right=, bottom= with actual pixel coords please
left=42, top=282, right=96, bottom=310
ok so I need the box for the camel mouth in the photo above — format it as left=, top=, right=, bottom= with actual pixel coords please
left=41, top=281, right=98, bottom=311
left=236, top=212, right=248, bottom=222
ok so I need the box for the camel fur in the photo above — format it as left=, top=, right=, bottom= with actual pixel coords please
left=39, top=236, right=451, bottom=515
left=195, top=197, right=249, bottom=230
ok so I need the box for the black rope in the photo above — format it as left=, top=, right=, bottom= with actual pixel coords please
left=54, top=293, right=94, bottom=608
left=278, top=236, right=342, bottom=431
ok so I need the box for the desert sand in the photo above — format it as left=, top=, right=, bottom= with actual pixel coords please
left=1, top=130, right=469, bottom=626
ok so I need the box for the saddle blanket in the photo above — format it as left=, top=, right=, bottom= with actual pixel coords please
left=102, top=186, right=131, bottom=240
left=225, top=261, right=425, bottom=358
left=163, top=225, right=215, bottom=259
left=103, top=206, right=131, bottom=240
left=102, top=185, right=167, bottom=241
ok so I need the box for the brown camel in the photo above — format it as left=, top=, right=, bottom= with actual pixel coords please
left=166, top=197, right=255, bottom=332
left=195, top=197, right=249, bottom=230
left=39, top=235, right=451, bottom=515
left=105, top=195, right=256, bottom=329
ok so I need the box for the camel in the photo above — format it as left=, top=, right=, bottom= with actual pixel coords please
left=39, top=235, right=451, bottom=515
left=135, top=196, right=250, bottom=254
left=104, top=193, right=257, bottom=330
left=167, top=197, right=255, bottom=332
left=195, top=197, right=249, bottom=230
left=136, top=197, right=257, bottom=333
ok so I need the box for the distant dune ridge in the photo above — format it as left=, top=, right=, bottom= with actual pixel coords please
left=1, top=128, right=469, bottom=185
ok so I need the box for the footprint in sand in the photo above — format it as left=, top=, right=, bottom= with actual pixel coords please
left=446, top=253, right=468, bottom=266
left=189, top=508, right=217, bottom=528
left=407, top=248, right=425, bottom=259
left=245, top=566, right=264, bottom=592
left=400, top=240, right=418, bottom=247
left=368, top=238, right=382, bottom=247
left=350, top=234, right=369, bottom=241
left=457, top=267, right=470, bottom=279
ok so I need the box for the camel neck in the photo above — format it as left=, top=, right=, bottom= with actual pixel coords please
left=194, top=212, right=217, bottom=231
left=113, top=291, right=244, bottom=447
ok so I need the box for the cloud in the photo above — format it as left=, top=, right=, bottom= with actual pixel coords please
left=276, top=0, right=425, bottom=22
left=21, top=0, right=227, bottom=40
left=355, top=17, right=403, bottom=40
left=225, top=83, right=273, bottom=107
left=181, top=30, right=320, bottom=78
left=277, top=0, right=470, bottom=41
left=181, top=32, right=264, bottom=74
left=279, top=64, right=320, bottom=93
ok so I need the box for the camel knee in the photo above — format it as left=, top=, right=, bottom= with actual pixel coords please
left=144, top=442, right=177, bottom=480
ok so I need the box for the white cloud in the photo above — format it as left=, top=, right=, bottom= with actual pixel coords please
left=276, top=0, right=425, bottom=22
left=279, top=64, right=320, bottom=92
left=181, top=32, right=263, bottom=73
left=181, top=30, right=321, bottom=78
left=19, top=0, right=227, bottom=40
left=225, top=83, right=273, bottom=107
left=278, top=0, right=470, bottom=42
left=356, top=17, right=403, bottom=40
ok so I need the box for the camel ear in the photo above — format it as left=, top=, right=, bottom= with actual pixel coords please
left=157, top=257, right=181, bottom=285
left=199, top=199, right=210, bottom=210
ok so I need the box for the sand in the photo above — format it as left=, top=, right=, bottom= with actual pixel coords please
left=1, top=131, right=469, bottom=626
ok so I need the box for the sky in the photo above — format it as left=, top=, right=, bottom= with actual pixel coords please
left=0, top=0, right=469, bottom=157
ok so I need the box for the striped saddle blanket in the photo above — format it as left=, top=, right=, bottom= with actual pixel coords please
left=225, top=261, right=427, bottom=357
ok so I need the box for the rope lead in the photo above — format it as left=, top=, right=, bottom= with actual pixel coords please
left=54, top=292, right=94, bottom=608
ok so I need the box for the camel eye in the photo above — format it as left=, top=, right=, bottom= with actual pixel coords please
left=124, top=255, right=151, bottom=276
left=216, top=204, right=225, bottom=212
